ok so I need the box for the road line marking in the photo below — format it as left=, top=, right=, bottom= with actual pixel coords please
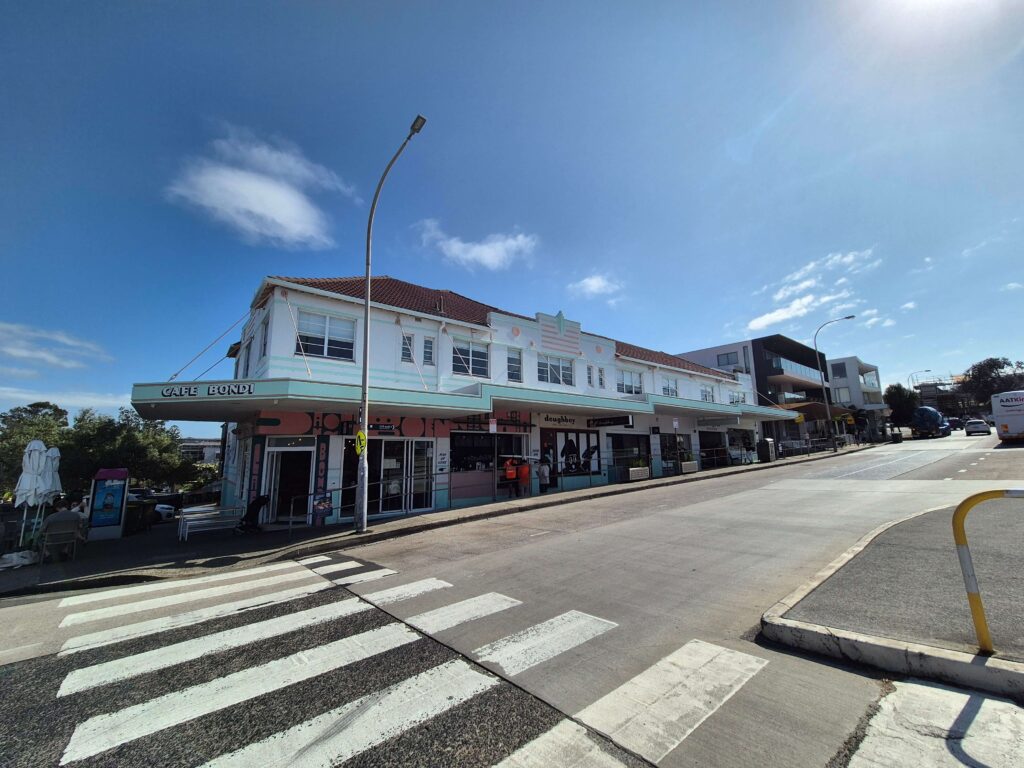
left=58, top=562, right=302, bottom=607
left=944, top=478, right=953, bottom=481
left=970, top=463, right=978, bottom=466
left=59, top=581, right=332, bottom=655
left=198, top=660, right=497, bottom=767
left=958, top=469, right=968, bottom=473
left=474, top=610, right=616, bottom=676
left=833, top=453, right=921, bottom=478
left=361, top=578, right=452, bottom=606
left=408, top=593, right=521, bottom=634
left=59, top=570, right=322, bottom=628
left=311, top=560, right=361, bottom=576
left=58, top=598, right=371, bottom=697
left=59, top=623, right=418, bottom=764
left=576, top=639, right=767, bottom=764
left=495, top=720, right=628, bottom=767
left=298, top=555, right=331, bottom=565
left=333, top=568, right=397, bottom=586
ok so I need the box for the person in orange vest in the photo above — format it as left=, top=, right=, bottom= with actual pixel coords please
left=516, top=459, right=531, bottom=498
left=503, top=456, right=518, bottom=498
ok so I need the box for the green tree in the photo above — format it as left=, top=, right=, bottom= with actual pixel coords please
left=958, top=357, right=1024, bottom=406
left=0, top=402, right=69, bottom=495
left=183, top=462, right=221, bottom=492
left=884, top=383, right=919, bottom=426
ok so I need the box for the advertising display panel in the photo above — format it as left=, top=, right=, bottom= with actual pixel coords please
left=88, top=468, right=129, bottom=540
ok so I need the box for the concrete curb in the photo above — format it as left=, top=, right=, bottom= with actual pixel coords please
left=760, top=505, right=1024, bottom=701
left=6, top=442, right=880, bottom=598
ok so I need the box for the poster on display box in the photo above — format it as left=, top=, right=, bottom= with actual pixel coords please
left=90, top=477, right=127, bottom=528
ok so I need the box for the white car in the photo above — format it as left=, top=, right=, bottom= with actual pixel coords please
left=964, top=419, right=992, bottom=436
left=127, top=493, right=178, bottom=522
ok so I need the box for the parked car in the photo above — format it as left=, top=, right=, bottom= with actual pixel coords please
left=127, top=492, right=178, bottom=522
left=964, top=419, right=992, bottom=436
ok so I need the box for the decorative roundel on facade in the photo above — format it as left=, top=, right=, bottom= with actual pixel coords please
left=511, top=327, right=521, bottom=337
left=595, top=345, right=603, bottom=355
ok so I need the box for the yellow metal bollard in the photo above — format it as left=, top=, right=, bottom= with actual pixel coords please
left=951, top=489, right=1024, bottom=655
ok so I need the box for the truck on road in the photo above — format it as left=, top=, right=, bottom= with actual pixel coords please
left=992, top=390, right=1024, bottom=441
left=910, top=406, right=950, bottom=439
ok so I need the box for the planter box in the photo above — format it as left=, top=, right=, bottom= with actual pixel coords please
left=679, top=461, right=699, bottom=474
left=628, top=466, right=651, bottom=481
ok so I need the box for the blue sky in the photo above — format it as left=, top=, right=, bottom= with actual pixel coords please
left=2, top=1, right=1022, bottom=438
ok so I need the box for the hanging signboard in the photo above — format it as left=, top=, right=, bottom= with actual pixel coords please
left=587, top=415, right=634, bottom=428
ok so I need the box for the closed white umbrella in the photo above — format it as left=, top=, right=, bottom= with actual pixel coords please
left=32, top=446, right=64, bottom=533
left=14, top=440, right=47, bottom=547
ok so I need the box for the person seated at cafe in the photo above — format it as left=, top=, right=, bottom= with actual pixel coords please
left=38, top=500, right=84, bottom=560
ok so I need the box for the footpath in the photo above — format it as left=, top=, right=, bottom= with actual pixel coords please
left=762, top=494, right=1024, bottom=701
left=0, top=443, right=877, bottom=599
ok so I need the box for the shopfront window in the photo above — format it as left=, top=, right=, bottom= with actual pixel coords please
left=540, top=428, right=600, bottom=476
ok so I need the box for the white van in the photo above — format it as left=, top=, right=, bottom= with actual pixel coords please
left=991, top=390, right=1024, bottom=441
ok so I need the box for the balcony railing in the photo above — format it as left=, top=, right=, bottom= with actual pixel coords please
left=765, top=355, right=822, bottom=383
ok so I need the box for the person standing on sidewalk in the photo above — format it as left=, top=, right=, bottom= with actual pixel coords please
left=538, top=455, right=550, bottom=494
left=517, top=459, right=531, bottom=498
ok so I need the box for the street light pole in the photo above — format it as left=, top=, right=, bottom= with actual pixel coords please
left=907, top=369, right=931, bottom=389
left=813, top=315, right=856, bottom=453
left=355, top=114, right=427, bottom=534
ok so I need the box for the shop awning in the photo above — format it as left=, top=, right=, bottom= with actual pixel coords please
left=778, top=401, right=855, bottom=421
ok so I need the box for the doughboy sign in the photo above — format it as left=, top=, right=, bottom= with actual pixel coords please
left=161, top=383, right=255, bottom=398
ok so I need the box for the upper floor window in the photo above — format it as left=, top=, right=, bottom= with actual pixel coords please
left=717, top=351, right=738, bottom=367
left=453, top=339, right=489, bottom=378
left=587, top=365, right=594, bottom=387
left=831, top=362, right=847, bottom=379
left=422, top=337, right=435, bottom=366
left=700, top=385, right=715, bottom=402
left=538, top=354, right=574, bottom=386
left=507, top=348, right=522, bottom=382
left=295, top=310, right=354, bottom=361
left=662, top=377, right=678, bottom=397
left=598, top=367, right=605, bottom=388
left=241, top=339, right=252, bottom=378
left=835, top=387, right=852, bottom=403
left=259, top=317, right=269, bottom=359
left=617, top=370, right=643, bottom=395
left=401, top=333, right=415, bottom=363
left=729, top=391, right=746, bottom=404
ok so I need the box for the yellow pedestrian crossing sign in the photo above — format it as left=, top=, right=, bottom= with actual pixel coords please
left=355, top=430, right=367, bottom=456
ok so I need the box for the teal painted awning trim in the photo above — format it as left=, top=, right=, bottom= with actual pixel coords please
left=131, top=378, right=796, bottom=421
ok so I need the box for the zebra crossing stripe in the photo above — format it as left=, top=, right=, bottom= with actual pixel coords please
left=576, top=639, right=768, bottom=764
left=59, top=623, right=419, bottom=765
left=333, top=568, right=397, bottom=586
left=298, top=555, right=331, bottom=565
left=361, top=577, right=452, bottom=606
left=59, top=581, right=332, bottom=655
left=494, top=720, right=628, bottom=768
left=199, top=660, right=498, bottom=767
left=58, top=562, right=302, bottom=607
left=310, top=560, right=362, bottom=576
left=59, top=569, right=323, bottom=628
left=58, top=598, right=372, bottom=697
left=408, top=593, right=521, bottom=634
left=474, top=611, right=617, bottom=676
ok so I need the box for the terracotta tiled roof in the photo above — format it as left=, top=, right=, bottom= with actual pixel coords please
left=265, top=275, right=731, bottom=380
left=268, top=276, right=532, bottom=326
left=614, top=341, right=736, bottom=380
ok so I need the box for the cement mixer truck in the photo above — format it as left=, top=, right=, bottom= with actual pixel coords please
left=910, top=406, right=951, bottom=439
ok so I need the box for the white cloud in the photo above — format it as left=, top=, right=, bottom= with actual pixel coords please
left=0, top=366, right=38, bottom=379
left=1001, top=282, right=1023, bottom=291
left=0, top=386, right=130, bottom=410
left=815, top=290, right=852, bottom=306
left=882, top=318, right=896, bottom=327
left=0, top=322, right=110, bottom=370
left=861, top=308, right=879, bottom=317
left=900, top=301, right=917, bottom=310
left=746, top=294, right=816, bottom=331
left=568, top=274, right=622, bottom=298
left=849, top=258, right=883, bottom=274
left=863, top=317, right=882, bottom=328
left=418, top=219, right=538, bottom=270
left=773, top=278, right=818, bottom=302
left=167, top=126, right=350, bottom=249
left=834, top=277, right=849, bottom=286
left=606, top=296, right=625, bottom=308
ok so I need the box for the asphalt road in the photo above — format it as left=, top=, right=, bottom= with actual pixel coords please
left=1, top=432, right=1022, bottom=767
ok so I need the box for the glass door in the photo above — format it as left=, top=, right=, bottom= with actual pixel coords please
left=380, top=440, right=405, bottom=513
left=409, top=440, right=434, bottom=511
left=264, top=451, right=281, bottom=522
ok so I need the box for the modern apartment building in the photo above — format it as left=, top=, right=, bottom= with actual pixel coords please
left=826, top=356, right=889, bottom=439
left=678, top=334, right=846, bottom=443
left=132, top=276, right=794, bottom=527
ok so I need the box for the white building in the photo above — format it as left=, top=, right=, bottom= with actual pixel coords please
left=827, top=356, right=889, bottom=438
left=132, top=276, right=794, bottom=527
